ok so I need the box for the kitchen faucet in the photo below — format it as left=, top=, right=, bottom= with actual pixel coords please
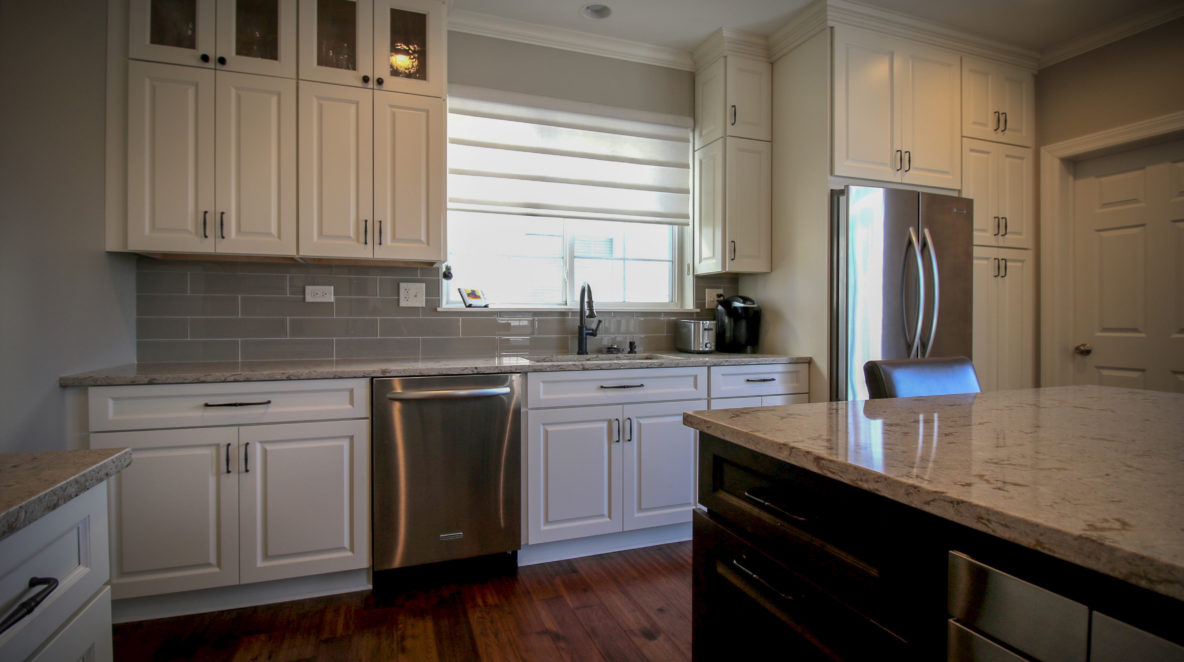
left=577, top=282, right=601, bottom=355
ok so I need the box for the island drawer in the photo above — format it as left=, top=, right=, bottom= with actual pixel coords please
left=708, top=363, right=808, bottom=398
left=526, top=367, right=707, bottom=408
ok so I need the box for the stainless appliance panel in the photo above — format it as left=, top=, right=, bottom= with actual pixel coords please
left=676, top=319, right=715, bottom=353
left=372, top=374, right=521, bottom=570
left=1090, top=612, right=1184, bottom=662
left=947, top=620, right=1031, bottom=662
left=920, top=193, right=974, bottom=359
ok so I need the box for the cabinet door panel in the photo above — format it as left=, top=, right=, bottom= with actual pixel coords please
left=298, top=0, right=374, bottom=88
left=996, top=250, right=1035, bottom=390
left=215, top=0, right=298, bottom=78
left=526, top=406, right=621, bottom=544
left=962, top=138, right=998, bottom=246
left=833, top=27, right=898, bottom=182
left=91, top=428, right=238, bottom=599
left=996, top=144, right=1034, bottom=249
left=215, top=72, right=296, bottom=256
left=961, top=57, right=998, bottom=143
left=239, top=420, right=370, bottom=584
left=726, top=55, right=772, bottom=142
left=129, top=0, right=216, bottom=68
left=897, top=46, right=961, bottom=189
left=127, top=61, right=216, bottom=253
left=997, top=67, right=1035, bottom=148
left=373, top=91, right=444, bottom=261
left=694, top=58, right=725, bottom=149
left=298, top=81, right=373, bottom=258
left=622, top=400, right=705, bottom=530
left=694, top=140, right=725, bottom=274
left=373, top=0, right=446, bottom=97
left=972, top=247, right=1000, bottom=391
left=725, top=138, right=772, bottom=272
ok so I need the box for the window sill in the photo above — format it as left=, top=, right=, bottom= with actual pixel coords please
left=437, top=306, right=705, bottom=314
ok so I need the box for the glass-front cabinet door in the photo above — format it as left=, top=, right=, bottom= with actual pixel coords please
left=299, top=0, right=375, bottom=88
left=215, top=0, right=297, bottom=77
left=129, top=0, right=216, bottom=67
left=374, top=0, right=446, bottom=97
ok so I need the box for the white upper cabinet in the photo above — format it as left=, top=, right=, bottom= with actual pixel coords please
left=373, top=91, right=445, bottom=261
left=833, top=25, right=961, bottom=189
left=129, top=0, right=296, bottom=77
left=372, top=0, right=446, bottom=97
left=962, top=56, right=1035, bottom=147
left=695, top=55, right=772, bottom=148
left=298, top=0, right=374, bottom=88
left=693, top=137, right=771, bottom=275
left=961, top=138, right=1034, bottom=249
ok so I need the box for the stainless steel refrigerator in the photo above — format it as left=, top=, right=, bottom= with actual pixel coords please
left=829, top=186, right=973, bottom=401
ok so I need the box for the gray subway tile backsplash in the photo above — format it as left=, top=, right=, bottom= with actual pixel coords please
left=133, top=257, right=728, bottom=364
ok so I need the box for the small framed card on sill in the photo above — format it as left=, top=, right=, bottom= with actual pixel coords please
left=458, top=288, right=489, bottom=308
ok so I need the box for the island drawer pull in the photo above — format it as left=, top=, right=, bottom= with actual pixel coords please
left=203, top=400, right=273, bottom=408
left=745, top=378, right=776, bottom=383
left=599, top=384, right=645, bottom=390
left=743, top=489, right=809, bottom=523
left=0, top=576, right=59, bottom=636
left=729, top=559, right=796, bottom=603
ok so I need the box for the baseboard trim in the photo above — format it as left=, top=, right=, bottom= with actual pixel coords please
left=518, top=522, right=692, bottom=566
left=111, top=569, right=371, bottom=624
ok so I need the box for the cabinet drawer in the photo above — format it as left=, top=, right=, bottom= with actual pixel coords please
left=27, top=586, right=112, bottom=662
left=89, top=379, right=369, bottom=431
left=526, top=367, right=707, bottom=408
left=709, top=364, right=807, bottom=398
left=709, top=394, right=808, bottom=410
left=0, top=485, right=109, bottom=662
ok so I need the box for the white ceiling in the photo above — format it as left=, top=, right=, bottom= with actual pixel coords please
left=450, top=0, right=1180, bottom=56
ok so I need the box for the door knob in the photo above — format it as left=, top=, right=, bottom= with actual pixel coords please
left=1074, top=343, right=1093, bottom=356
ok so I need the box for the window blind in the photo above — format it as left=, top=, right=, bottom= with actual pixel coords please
left=446, top=90, right=691, bottom=226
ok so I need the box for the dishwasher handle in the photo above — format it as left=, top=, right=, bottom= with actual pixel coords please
left=386, top=386, right=512, bottom=401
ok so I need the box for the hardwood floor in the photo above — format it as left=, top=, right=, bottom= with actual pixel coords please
left=113, top=542, right=692, bottom=661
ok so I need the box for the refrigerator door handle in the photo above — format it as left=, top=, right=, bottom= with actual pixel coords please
left=903, top=227, right=925, bottom=358
left=921, top=228, right=940, bottom=357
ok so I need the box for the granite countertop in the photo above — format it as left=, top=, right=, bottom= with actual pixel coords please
left=0, top=449, right=132, bottom=541
left=683, top=385, right=1184, bottom=601
left=59, top=353, right=807, bottom=387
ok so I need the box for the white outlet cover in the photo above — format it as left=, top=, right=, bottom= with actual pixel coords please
left=305, top=285, right=334, bottom=303
left=705, top=288, right=724, bottom=307
left=399, top=282, right=426, bottom=307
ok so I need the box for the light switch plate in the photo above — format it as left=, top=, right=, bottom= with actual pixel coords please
left=305, top=285, right=334, bottom=303
left=399, top=282, right=426, bottom=307
left=705, top=288, right=724, bottom=308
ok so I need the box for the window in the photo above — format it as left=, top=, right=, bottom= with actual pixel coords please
left=444, top=88, right=691, bottom=308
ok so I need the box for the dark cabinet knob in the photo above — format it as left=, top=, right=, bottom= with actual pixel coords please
left=376, top=77, right=384, bottom=86
left=362, top=75, right=370, bottom=84
left=217, top=56, right=227, bottom=66
left=200, top=53, right=210, bottom=63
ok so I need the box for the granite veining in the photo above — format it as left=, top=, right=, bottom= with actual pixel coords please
left=0, top=449, right=132, bottom=541
left=683, top=386, right=1184, bottom=601
left=59, top=353, right=806, bottom=386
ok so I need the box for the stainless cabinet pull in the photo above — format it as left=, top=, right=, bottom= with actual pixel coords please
left=993, top=110, right=1000, bottom=132
left=203, top=400, right=272, bottom=407
left=1001, top=216, right=1008, bottom=237
left=904, top=150, right=912, bottom=172
left=993, top=216, right=1000, bottom=236
left=745, top=377, right=776, bottom=383
left=895, top=149, right=903, bottom=171
left=225, top=443, right=231, bottom=474
left=377, top=220, right=383, bottom=246
left=993, top=258, right=1000, bottom=278
left=219, top=211, right=226, bottom=239
left=1001, top=258, right=1008, bottom=278
left=730, top=104, right=737, bottom=126
left=743, top=489, right=809, bottom=523
left=363, top=219, right=369, bottom=245
left=731, top=560, right=796, bottom=603
left=1001, top=112, right=1008, bottom=133
left=387, top=387, right=510, bottom=400
left=599, top=384, right=644, bottom=390
left=612, top=418, right=620, bottom=443
left=202, top=210, right=209, bottom=238
left=243, top=442, right=250, bottom=473
left=730, top=240, right=737, bottom=261
left=0, top=577, right=60, bottom=635
left=626, top=417, right=633, bottom=442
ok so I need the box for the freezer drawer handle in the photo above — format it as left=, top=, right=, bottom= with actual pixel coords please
left=0, top=577, right=59, bottom=636
left=921, top=227, right=940, bottom=358
left=599, top=384, right=645, bottom=390
left=745, top=378, right=776, bottom=383
left=204, top=400, right=272, bottom=407
left=387, top=387, right=511, bottom=401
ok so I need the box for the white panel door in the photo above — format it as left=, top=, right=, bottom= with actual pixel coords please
left=996, top=143, right=1034, bottom=249
left=373, top=0, right=447, bottom=97
left=526, top=406, right=622, bottom=544
left=127, top=61, right=216, bottom=253
left=972, top=246, right=1001, bottom=391
left=1073, top=139, right=1184, bottom=392
left=215, top=0, right=298, bottom=78
left=621, top=400, right=705, bottom=531
left=996, top=66, right=1036, bottom=148
left=215, top=72, right=297, bottom=256
left=962, top=138, right=998, bottom=246
left=239, top=420, right=370, bottom=584
left=298, top=0, right=374, bottom=88
left=832, top=26, right=898, bottom=182
left=694, top=57, right=724, bottom=149
left=90, top=427, right=238, bottom=599
left=128, top=0, right=217, bottom=68
left=693, top=140, right=725, bottom=274
left=961, top=57, right=997, bottom=143
left=995, top=249, right=1036, bottom=390
left=373, top=91, right=445, bottom=261
left=725, top=55, right=772, bottom=142
left=897, top=43, right=961, bottom=189
left=725, top=138, right=772, bottom=272
left=298, top=81, right=374, bottom=259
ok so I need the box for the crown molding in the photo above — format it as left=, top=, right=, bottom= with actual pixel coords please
left=768, top=0, right=828, bottom=61
left=1038, top=1, right=1184, bottom=69
left=691, top=28, right=770, bottom=68
left=447, top=9, right=695, bottom=71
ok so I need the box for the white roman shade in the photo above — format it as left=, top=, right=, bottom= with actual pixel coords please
left=446, top=87, right=692, bottom=225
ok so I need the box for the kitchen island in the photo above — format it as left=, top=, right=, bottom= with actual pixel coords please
left=683, top=386, right=1184, bottom=660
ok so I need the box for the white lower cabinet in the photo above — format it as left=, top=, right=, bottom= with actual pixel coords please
left=972, top=246, right=1036, bottom=391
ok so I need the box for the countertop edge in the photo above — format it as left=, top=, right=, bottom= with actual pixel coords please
left=684, top=411, right=1184, bottom=602
left=0, top=449, right=133, bottom=542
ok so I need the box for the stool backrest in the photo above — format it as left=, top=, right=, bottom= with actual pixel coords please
left=863, top=357, right=981, bottom=399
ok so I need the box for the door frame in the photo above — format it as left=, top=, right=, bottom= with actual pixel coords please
left=1038, top=110, right=1184, bottom=386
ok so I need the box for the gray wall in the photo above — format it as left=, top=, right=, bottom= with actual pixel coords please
left=1036, top=18, right=1184, bottom=146
left=448, top=32, right=694, bottom=117
left=0, top=0, right=137, bottom=453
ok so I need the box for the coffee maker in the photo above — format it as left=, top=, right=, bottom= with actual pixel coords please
left=715, top=295, right=761, bottom=353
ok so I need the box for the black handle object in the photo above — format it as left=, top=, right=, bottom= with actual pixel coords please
left=0, top=577, right=60, bottom=636
left=626, top=417, right=633, bottom=442
left=202, top=210, right=208, bottom=238
left=203, top=400, right=272, bottom=408
left=217, top=56, right=227, bottom=66
left=364, top=219, right=369, bottom=245
left=730, top=240, right=737, bottom=261
left=376, top=77, right=384, bottom=86
left=613, top=418, right=620, bottom=443
left=745, top=377, right=776, bottom=383
left=1002, top=258, right=1008, bottom=278
left=730, top=560, right=796, bottom=603
left=219, top=211, right=225, bottom=239
left=599, top=384, right=644, bottom=390
left=244, top=442, right=250, bottom=473
left=362, top=74, right=370, bottom=84
left=994, top=258, right=1000, bottom=278
left=1001, top=112, right=1008, bottom=132
left=993, top=216, right=1000, bottom=236
left=1002, top=216, right=1008, bottom=237
left=743, top=489, right=809, bottom=523
left=730, top=104, right=737, bottom=126
left=200, top=53, right=210, bottom=63
left=904, top=150, right=912, bottom=172
left=225, top=443, right=231, bottom=474
left=994, top=110, right=1000, bottom=131
left=895, top=149, right=903, bottom=171
left=377, top=219, right=383, bottom=246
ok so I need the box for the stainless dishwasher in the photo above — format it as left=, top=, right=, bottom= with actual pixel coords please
left=371, top=374, right=521, bottom=571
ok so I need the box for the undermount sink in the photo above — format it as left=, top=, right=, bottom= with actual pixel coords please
left=527, top=353, right=674, bottom=363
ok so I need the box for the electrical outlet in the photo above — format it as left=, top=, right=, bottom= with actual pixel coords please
left=705, top=288, right=724, bottom=308
left=399, top=282, right=426, bottom=307
left=305, top=285, right=334, bottom=303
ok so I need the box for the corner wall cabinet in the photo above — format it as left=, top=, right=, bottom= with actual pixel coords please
left=832, top=25, right=961, bottom=189
left=524, top=368, right=707, bottom=544
left=694, top=55, right=772, bottom=148
left=693, top=137, right=772, bottom=274
left=87, top=379, right=370, bottom=599
left=971, top=246, right=1035, bottom=391
left=961, top=56, right=1035, bottom=148
left=961, top=138, right=1035, bottom=249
